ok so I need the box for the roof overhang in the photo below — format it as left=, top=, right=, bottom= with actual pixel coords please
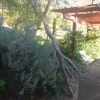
left=51, top=4, right=100, bottom=28
left=51, top=4, right=100, bottom=13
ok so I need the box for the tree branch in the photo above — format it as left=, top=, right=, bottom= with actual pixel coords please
left=63, top=55, right=81, bottom=75
left=28, top=0, right=43, bottom=31
left=65, top=64, right=74, bottom=78
left=28, top=0, right=41, bottom=17
left=28, top=0, right=80, bottom=99
left=43, top=15, right=80, bottom=74
left=61, top=57, right=75, bottom=98
left=43, top=0, right=51, bottom=15
left=43, top=15, right=80, bottom=99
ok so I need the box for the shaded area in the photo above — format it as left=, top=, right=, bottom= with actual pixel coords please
left=78, top=59, right=100, bottom=100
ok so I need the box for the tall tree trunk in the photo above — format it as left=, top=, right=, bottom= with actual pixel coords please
left=43, top=15, right=80, bottom=99
left=28, top=0, right=81, bottom=99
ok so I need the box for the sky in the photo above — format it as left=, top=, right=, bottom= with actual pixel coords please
left=60, top=0, right=100, bottom=7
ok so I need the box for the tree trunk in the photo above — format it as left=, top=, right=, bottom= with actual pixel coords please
left=53, top=18, right=56, bottom=35
left=43, top=15, right=80, bottom=99
left=28, top=0, right=81, bottom=99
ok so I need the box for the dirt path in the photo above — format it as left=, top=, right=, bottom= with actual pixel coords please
left=78, top=59, right=100, bottom=100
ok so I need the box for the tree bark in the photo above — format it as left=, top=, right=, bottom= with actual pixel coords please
left=53, top=18, right=56, bottom=35
left=29, top=0, right=81, bottom=99
left=43, top=15, right=80, bottom=99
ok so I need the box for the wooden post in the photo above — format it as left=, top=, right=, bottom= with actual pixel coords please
left=53, top=18, right=56, bottom=35
left=71, top=22, right=76, bottom=61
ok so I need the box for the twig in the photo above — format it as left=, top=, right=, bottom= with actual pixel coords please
left=61, top=57, right=75, bottom=98
left=63, top=55, right=81, bottom=75
left=65, top=64, right=74, bottom=78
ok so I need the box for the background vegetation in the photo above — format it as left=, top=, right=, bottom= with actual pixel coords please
left=82, top=30, right=100, bottom=60
left=59, top=30, right=85, bottom=68
left=0, top=26, right=66, bottom=99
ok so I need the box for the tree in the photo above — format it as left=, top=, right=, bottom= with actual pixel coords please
left=0, top=0, right=36, bottom=31
left=28, top=0, right=80, bottom=99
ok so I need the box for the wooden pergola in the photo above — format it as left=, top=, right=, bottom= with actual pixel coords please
left=51, top=4, right=100, bottom=30
left=51, top=4, right=100, bottom=60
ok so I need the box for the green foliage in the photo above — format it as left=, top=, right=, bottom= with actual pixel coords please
left=60, top=29, right=100, bottom=67
left=0, top=0, right=36, bottom=30
left=0, top=0, right=69, bottom=31
left=55, top=72, right=64, bottom=94
left=82, top=30, right=100, bottom=60
left=0, top=80, right=6, bottom=90
left=59, top=30, right=85, bottom=68
left=0, top=26, right=65, bottom=97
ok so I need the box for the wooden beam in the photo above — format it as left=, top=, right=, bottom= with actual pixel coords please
left=89, top=22, right=100, bottom=24
left=51, top=7, right=87, bottom=13
left=53, top=18, right=56, bottom=35
left=51, top=4, right=100, bottom=13
left=72, top=13, right=100, bottom=18
left=73, top=22, right=76, bottom=31
left=83, top=17, right=100, bottom=21
left=63, top=13, right=94, bottom=28
left=71, top=22, right=76, bottom=61
left=92, top=24, right=100, bottom=26
left=84, top=17, right=100, bottom=24
left=80, top=6, right=100, bottom=12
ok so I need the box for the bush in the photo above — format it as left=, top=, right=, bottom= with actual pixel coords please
left=59, top=30, right=85, bottom=68
left=0, top=80, right=6, bottom=90
left=82, top=30, right=100, bottom=60
left=0, top=26, right=64, bottom=98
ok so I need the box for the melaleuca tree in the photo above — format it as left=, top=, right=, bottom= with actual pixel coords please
left=27, top=0, right=98, bottom=99
left=28, top=0, right=81, bottom=99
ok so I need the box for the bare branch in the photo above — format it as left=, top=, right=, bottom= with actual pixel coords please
left=43, top=15, right=80, bottom=75
left=61, top=57, right=75, bottom=98
left=63, top=55, right=81, bottom=75
left=43, top=15, right=80, bottom=99
left=65, top=64, right=74, bottom=78
left=28, top=0, right=41, bottom=17
left=28, top=0, right=80, bottom=99
left=43, top=0, right=51, bottom=15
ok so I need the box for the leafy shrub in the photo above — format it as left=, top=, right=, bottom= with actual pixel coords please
left=82, top=30, right=100, bottom=60
left=0, top=26, right=65, bottom=97
left=59, top=31, right=85, bottom=68
left=0, top=80, right=6, bottom=90
left=59, top=29, right=100, bottom=67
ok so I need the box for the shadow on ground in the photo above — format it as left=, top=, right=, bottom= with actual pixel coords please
left=78, top=59, right=100, bottom=100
